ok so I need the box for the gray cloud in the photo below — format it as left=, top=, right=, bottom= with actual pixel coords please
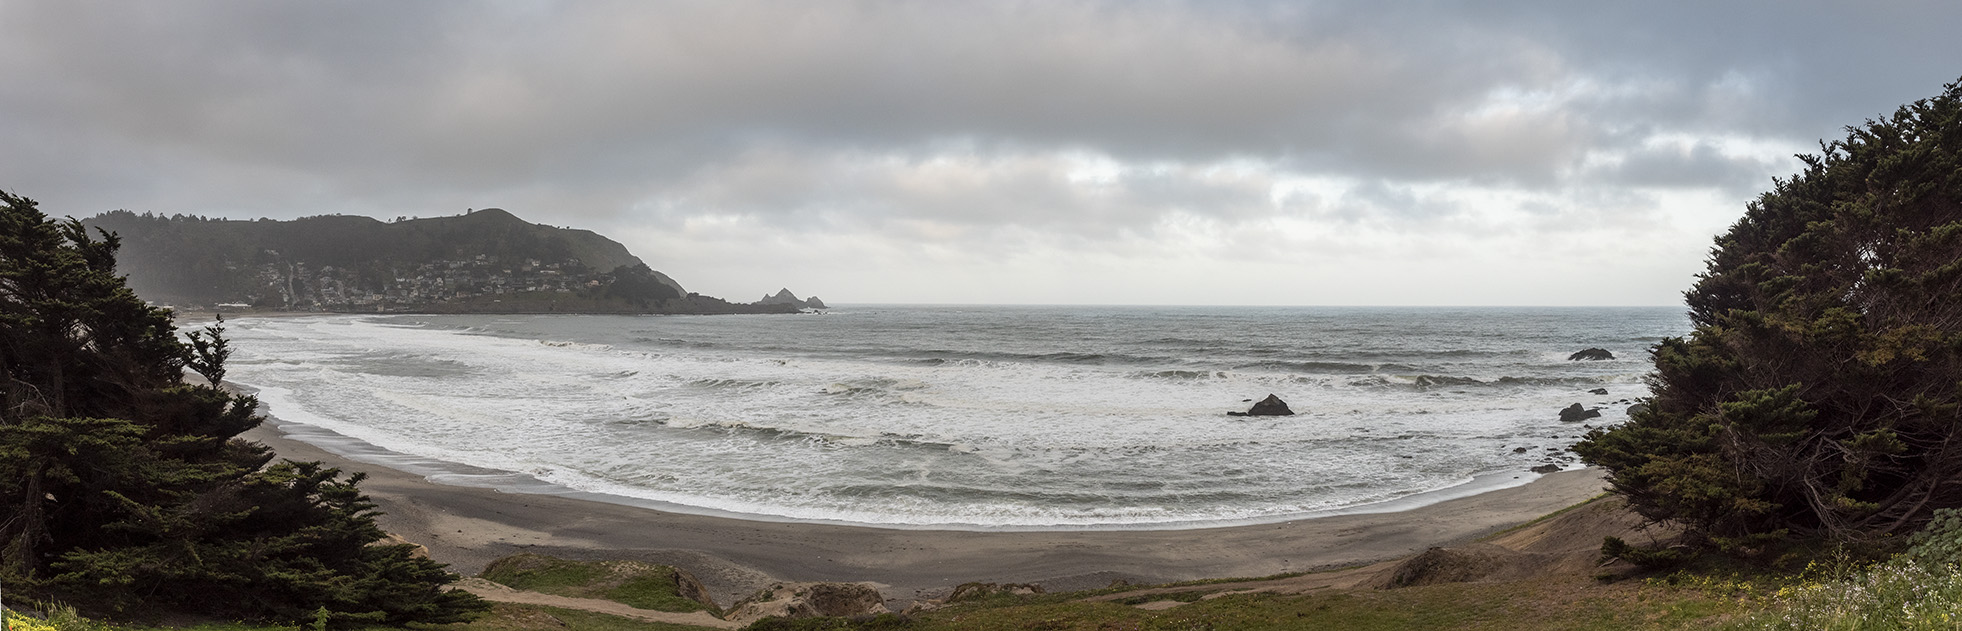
left=1, top=0, right=1957, bottom=303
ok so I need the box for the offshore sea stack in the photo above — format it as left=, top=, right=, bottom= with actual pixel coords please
left=1567, top=348, right=1615, bottom=361
left=1558, top=403, right=1601, bottom=422
left=1228, top=394, right=1296, bottom=417
left=758, top=288, right=827, bottom=309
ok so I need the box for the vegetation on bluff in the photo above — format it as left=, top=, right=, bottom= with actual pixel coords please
left=1574, top=78, right=1962, bottom=555
left=0, top=190, right=487, bottom=625
left=79, top=208, right=689, bottom=312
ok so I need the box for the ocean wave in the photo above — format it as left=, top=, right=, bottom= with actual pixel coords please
left=1234, top=360, right=1392, bottom=374
left=686, top=377, right=781, bottom=390
left=870, top=348, right=1175, bottom=367
left=219, top=307, right=1688, bottom=528
left=539, top=339, right=613, bottom=351
left=663, top=418, right=966, bottom=453
left=1344, top=374, right=1614, bottom=390
left=820, top=377, right=930, bottom=395
left=1131, top=369, right=1229, bottom=380
left=327, top=353, right=475, bottom=378
left=630, top=336, right=721, bottom=349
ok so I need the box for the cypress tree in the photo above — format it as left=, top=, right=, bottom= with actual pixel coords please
left=1574, top=78, right=1962, bottom=554
left=0, top=191, right=485, bottom=624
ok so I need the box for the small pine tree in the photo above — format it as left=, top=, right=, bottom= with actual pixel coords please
left=0, top=191, right=485, bottom=624
left=1574, top=78, right=1962, bottom=554
left=184, top=315, right=230, bottom=386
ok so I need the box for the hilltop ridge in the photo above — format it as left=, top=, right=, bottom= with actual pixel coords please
left=83, top=208, right=793, bottom=315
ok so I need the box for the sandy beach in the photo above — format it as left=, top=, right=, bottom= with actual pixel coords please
left=241, top=420, right=1609, bottom=608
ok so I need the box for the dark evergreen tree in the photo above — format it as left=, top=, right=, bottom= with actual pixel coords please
left=0, top=191, right=485, bottom=624
left=1573, top=79, right=1962, bottom=554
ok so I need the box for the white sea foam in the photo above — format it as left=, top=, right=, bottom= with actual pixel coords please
left=222, top=307, right=1685, bottom=528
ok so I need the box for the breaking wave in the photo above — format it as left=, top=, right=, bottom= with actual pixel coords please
left=222, top=305, right=1686, bottom=528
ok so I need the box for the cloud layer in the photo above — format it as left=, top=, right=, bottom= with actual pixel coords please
left=4, top=1, right=1959, bottom=304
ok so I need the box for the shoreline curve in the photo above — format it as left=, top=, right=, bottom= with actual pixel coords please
left=256, top=409, right=1566, bottom=532
left=241, top=411, right=1610, bottom=607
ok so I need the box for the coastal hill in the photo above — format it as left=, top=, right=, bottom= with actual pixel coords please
left=83, top=208, right=798, bottom=314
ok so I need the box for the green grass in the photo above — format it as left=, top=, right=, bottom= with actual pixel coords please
left=480, top=558, right=608, bottom=593
left=604, top=575, right=712, bottom=614
left=1714, top=557, right=1962, bottom=630
left=84, top=603, right=719, bottom=631
left=904, top=577, right=1748, bottom=631
left=478, top=554, right=715, bottom=615
left=6, top=572, right=1751, bottom=631
left=438, top=603, right=716, bottom=631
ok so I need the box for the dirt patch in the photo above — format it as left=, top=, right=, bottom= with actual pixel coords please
left=1371, top=496, right=1675, bottom=588
left=1375, top=544, right=1523, bottom=588
left=1082, top=496, right=1673, bottom=608
left=454, top=578, right=737, bottom=629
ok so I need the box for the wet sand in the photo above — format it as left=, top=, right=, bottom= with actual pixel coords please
left=241, top=422, right=1607, bottom=608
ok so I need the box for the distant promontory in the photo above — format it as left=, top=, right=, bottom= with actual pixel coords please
left=84, top=208, right=815, bottom=315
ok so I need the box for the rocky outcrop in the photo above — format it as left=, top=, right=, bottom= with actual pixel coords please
left=1558, top=403, right=1601, bottom=422
left=1227, top=394, right=1295, bottom=417
left=725, top=582, right=888, bottom=626
left=1568, top=348, right=1615, bottom=361
left=1531, top=464, right=1562, bottom=474
left=377, top=532, right=430, bottom=559
left=758, top=288, right=827, bottom=310
left=670, top=568, right=717, bottom=612
left=1587, top=388, right=1609, bottom=395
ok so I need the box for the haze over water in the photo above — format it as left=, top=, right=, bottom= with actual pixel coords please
left=225, top=306, right=1687, bottom=528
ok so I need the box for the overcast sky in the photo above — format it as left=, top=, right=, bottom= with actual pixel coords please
left=4, top=1, right=1958, bottom=305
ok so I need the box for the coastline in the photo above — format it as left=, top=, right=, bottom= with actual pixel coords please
left=242, top=414, right=1610, bottom=608
left=257, top=408, right=1566, bottom=532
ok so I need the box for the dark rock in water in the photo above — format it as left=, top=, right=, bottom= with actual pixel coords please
left=759, top=288, right=829, bottom=310
left=1531, top=464, right=1562, bottom=474
left=1229, top=394, right=1295, bottom=417
left=1627, top=403, right=1651, bottom=417
left=1588, top=387, right=1609, bottom=395
left=1568, top=348, right=1615, bottom=361
left=1512, top=447, right=1529, bottom=453
left=1558, top=403, right=1601, bottom=422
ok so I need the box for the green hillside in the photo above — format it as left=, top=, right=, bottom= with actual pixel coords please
left=77, top=208, right=788, bottom=314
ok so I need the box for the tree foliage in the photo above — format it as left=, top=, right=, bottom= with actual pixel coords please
left=0, top=190, right=486, bottom=624
left=1573, top=78, right=1962, bottom=552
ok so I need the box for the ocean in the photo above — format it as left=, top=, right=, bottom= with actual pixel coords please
left=221, top=305, right=1688, bottom=530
